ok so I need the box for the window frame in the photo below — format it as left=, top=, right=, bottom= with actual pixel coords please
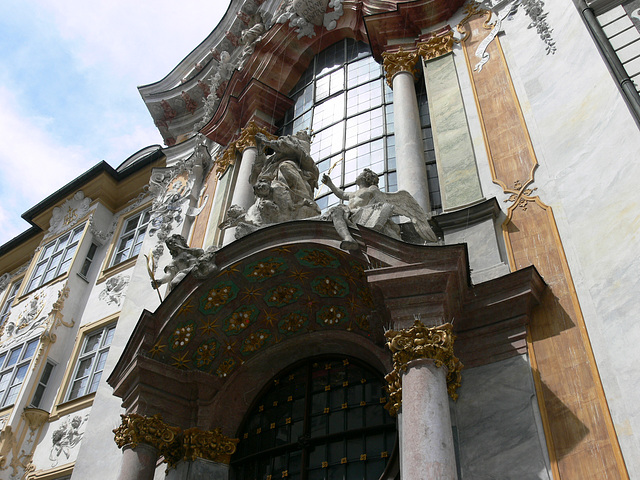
left=0, top=277, right=23, bottom=328
left=108, top=207, right=151, bottom=268
left=25, top=224, right=86, bottom=294
left=64, top=322, right=116, bottom=402
left=0, top=337, right=40, bottom=408
left=51, top=315, right=118, bottom=420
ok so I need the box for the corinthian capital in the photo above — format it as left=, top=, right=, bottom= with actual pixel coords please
left=382, top=48, right=419, bottom=88
left=113, top=413, right=180, bottom=452
left=183, top=427, right=239, bottom=464
left=417, top=30, right=455, bottom=61
left=384, top=320, right=463, bottom=415
left=236, top=120, right=276, bottom=152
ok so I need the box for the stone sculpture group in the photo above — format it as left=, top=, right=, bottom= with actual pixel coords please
left=152, top=129, right=437, bottom=292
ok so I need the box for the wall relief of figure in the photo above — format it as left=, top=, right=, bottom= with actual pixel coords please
left=49, top=414, right=88, bottom=467
left=98, top=275, right=129, bottom=306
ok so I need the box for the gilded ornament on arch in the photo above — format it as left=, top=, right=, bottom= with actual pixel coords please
left=316, top=305, right=347, bottom=327
left=244, top=257, right=288, bottom=282
left=264, top=283, right=303, bottom=307
left=295, top=248, right=340, bottom=268
left=417, top=30, right=455, bottom=61
left=214, top=143, right=238, bottom=179
left=311, top=275, right=349, bottom=298
left=168, top=321, right=196, bottom=350
left=382, top=48, right=419, bottom=88
left=200, top=281, right=238, bottom=314
left=216, top=357, right=236, bottom=378
left=241, top=329, right=271, bottom=355
left=193, top=339, right=218, bottom=368
left=223, top=305, right=259, bottom=335
left=383, top=320, right=463, bottom=415
left=278, top=311, right=308, bottom=334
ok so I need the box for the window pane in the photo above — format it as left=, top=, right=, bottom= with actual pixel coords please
left=6, top=348, right=21, bottom=367
left=0, top=372, right=11, bottom=395
left=68, top=377, right=87, bottom=400
left=83, top=332, right=102, bottom=354
left=23, top=339, right=38, bottom=360
left=75, top=358, right=94, bottom=380
left=313, top=93, right=344, bottom=131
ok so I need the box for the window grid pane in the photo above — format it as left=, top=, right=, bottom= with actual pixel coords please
left=0, top=338, right=39, bottom=407
left=26, top=225, right=84, bottom=293
left=110, top=209, right=151, bottom=266
left=67, top=323, right=116, bottom=401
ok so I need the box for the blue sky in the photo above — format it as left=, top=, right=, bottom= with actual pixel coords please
left=0, top=1, right=227, bottom=245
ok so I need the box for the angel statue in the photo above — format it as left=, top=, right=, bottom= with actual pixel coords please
left=321, top=169, right=438, bottom=250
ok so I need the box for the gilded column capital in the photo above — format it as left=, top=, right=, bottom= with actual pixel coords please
left=417, top=31, right=455, bottom=61
left=384, top=320, right=463, bottom=415
left=235, top=121, right=276, bottom=152
left=382, top=49, right=419, bottom=88
left=182, top=427, right=239, bottom=464
left=214, top=142, right=238, bottom=179
left=113, top=413, right=180, bottom=453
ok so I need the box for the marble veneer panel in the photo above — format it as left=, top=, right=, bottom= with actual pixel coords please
left=461, top=13, right=628, bottom=480
left=423, top=54, right=483, bottom=210
left=434, top=198, right=509, bottom=283
left=452, top=355, right=551, bottom=479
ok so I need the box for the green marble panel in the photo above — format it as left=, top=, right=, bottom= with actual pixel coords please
left=424, top=54, right=483, bottom=210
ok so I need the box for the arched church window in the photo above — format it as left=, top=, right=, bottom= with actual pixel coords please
left=279, top=38, right=441, bottom=213
left=232, top=356, right=396, bottom=480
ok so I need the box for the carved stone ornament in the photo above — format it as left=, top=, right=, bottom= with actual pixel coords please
left=381, top=49, right=419, bottom=88
left=48, top=191, right=92, bottom=238
left=148, top=137, right=212, bottom=243
left=182, top=427, right=239, bottom=464
left=274, top=0, right=345, bottom=38
left=49, top=414, right=88, bottom=467
left=113, top=414, right=238, bottom=468
left=383, top=320, right=463, bottom=415
left=0, top=274, right=10, bottom=294
left=98, top=274, right=130, bottom=306
left=417, top=30, right=455, bottom=61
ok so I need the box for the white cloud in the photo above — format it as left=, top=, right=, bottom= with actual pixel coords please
left=0, top=86, right=94, bottom=244
left=35, top=0, right=227, bottom=84
left=0, top=1, right=229, bottom=245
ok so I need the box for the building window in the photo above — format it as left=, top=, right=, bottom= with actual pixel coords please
left=279, top=38, right=441, bottom=213
left=110, top=209, right=151, bottom=267
left=26, top=225, right=85, bottom=293
left=0, top=337, right=39, bottom=407
left=232, top=357, right=396, bottom=480
left=79, top=243, right=98, bottom=278
left=0, top=279, right=22, bottom=328
left=30, top=360, right=55, bottom=408
left=66, top=323, right=116, bottom=401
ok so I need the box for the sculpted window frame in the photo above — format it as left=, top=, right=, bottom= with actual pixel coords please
left=24, top=224, right=86, bottom=295
left=50, top=314, right=118, bottom=420
left=0, top=277, right=24, bottom=330
left=98, top=202, right=152, bottom=282
left=0, top=336, right=39, bottom=409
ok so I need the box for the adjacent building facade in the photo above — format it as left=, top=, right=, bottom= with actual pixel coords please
left=0, top=0, right=639, bottom=479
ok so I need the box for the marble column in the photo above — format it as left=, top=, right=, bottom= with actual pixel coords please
left=118, top=443, right=159, bottom=480
left=382, top=49, right=431, bottom=213
left=385, top=320, right=462, bottom=479
left=113, top=414, right=180, bottom=480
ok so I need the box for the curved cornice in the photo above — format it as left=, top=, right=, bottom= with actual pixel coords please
left=140, top=0, right=465, bottom=147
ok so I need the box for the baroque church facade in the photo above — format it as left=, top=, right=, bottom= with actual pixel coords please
left=0, top=0, right=638, bottom=479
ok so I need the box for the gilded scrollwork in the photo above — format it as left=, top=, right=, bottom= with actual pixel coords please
left=417, top=30, right=455, bottom=61
left=236, top=121, right=277, bottom=153
left=384, top=320, right=463, bottom=415
left=113, top=414, right=239, bottom=467
left=182, top=427, right=239, bottom=464
left=113, top=414, right=181, bottom=454
left=381, top=49, right=419, bottom=88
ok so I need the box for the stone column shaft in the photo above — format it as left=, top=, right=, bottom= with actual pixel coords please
left=391, top=70, right=431, bottom=213
left=231, top=146, right=257, bottom=211
left=118, top=443, right=159, bottom=480
left=401, top=358, right=457, bottom=479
